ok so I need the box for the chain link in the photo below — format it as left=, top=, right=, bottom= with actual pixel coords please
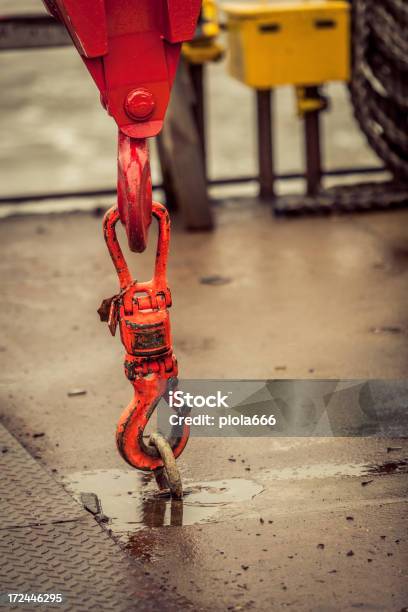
left=274, top=181, right=408, bottom=216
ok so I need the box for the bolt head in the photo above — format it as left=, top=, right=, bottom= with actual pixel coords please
left=125, top=88, right=155, bottom=121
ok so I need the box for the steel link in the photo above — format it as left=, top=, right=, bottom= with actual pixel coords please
left=369, top=4, right=408, bottom=71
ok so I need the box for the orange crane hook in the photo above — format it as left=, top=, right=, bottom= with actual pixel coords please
left=99, top=203, right=190, bottom=477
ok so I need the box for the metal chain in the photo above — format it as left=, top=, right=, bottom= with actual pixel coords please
left=384, top=0, right=408, bottom=23
left=369, top=4, right=408, bottom=70
left=274, top=181, right=408, bottom=216
left=349, top=0, right=408, bottom=180
left=277, top=1, right=408, bottom=215
left=368, top=51, right=408, bottom=111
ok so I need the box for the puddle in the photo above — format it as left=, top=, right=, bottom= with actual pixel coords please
left=260, top=459, right=408, bottom=481
left=366, top=459, right=408, bottom=476
left=63, top=469, right=263, bottom=533
left=63, top=459, right=407, bottom=538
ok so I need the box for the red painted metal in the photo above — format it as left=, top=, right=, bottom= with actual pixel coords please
left=44, top=0, right=197, bottom=472
left=43, top=0, right=201, bottom=137
left=100, top=203, right=189, bottom=471
left=43, top=0, right=201, bottom=252
left=117, top=134, right=152, bottom=253
left=125, top=88, right=156, bottom=122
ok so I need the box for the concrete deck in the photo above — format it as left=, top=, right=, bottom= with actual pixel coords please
left=0, top=1, right=407, bottom=609
left=1, top=203, right=407, bottom=610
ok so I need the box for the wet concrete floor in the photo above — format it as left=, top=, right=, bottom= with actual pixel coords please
left=0, top=204, right=407, bottom=610
left=0, top=2, right=407, bottom=607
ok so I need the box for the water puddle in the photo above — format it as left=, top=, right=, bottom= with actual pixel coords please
left=262, top=463, right=364, bottom=481
left=63, top=458, right=406, bottom=537
left=260, top=458, right=408, bottom=481
left=63, top=469, right=263, bottom=533
left=366, top=458, right=408, bottom=475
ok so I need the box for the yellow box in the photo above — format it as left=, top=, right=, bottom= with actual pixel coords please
left=223, top=1, right=350, bottom=88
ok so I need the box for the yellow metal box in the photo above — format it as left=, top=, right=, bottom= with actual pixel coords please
left=223, top=1, right=350, bottom=88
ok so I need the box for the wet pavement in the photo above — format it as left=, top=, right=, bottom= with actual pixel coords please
left=58, top=447, right=408, bottom=610
left=0, top=424, right=190, bottom=612
left=1, top=1, right=407, bottom=609
left=63, top=460, right=408, bottom=534
left=1, top=206, right=408, bottom=610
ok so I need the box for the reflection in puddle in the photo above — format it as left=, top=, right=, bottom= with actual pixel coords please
left=63, top=469, right=263, bottom=533
left=63, top=458, right=406, bottom=544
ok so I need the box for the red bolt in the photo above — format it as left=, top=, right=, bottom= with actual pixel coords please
left=125, top=88, right=155, bottom=121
